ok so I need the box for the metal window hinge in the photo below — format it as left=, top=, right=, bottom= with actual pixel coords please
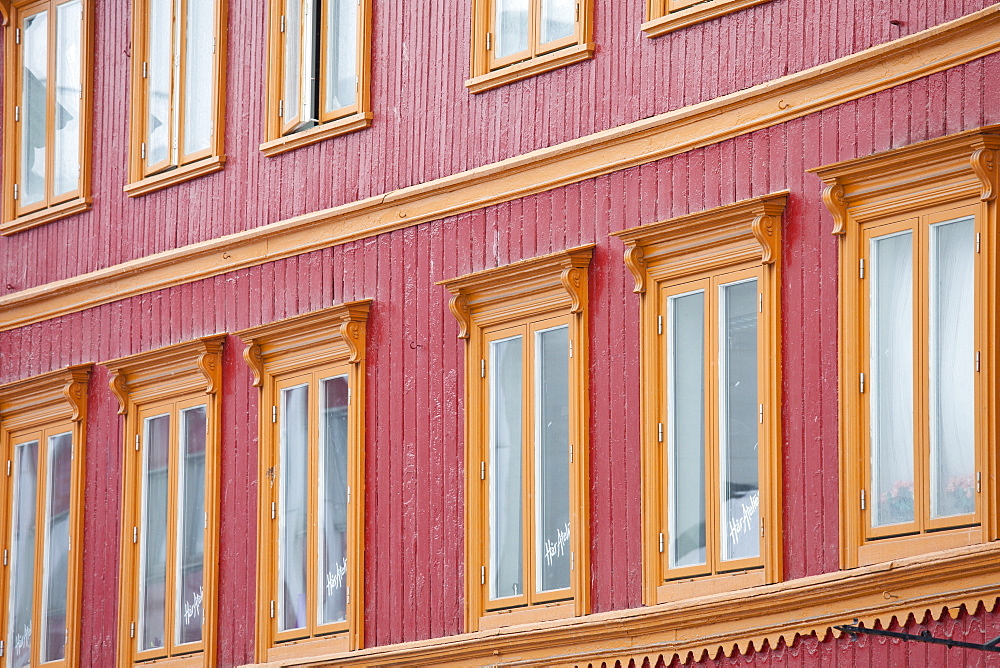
left=346, top=586, right=350, bottom=604
left=270, top=600, right=275, bottom=618
left=348, top=387, right=352, bottom=404
left=480, top=461, right=485, bottom=480
left=859, top=258, right=865, bottom=279
left=576, top=2, right=580, bottom=21
left=272, top=406, right=277, bottom=423
left=204, top=511, right=208, bottom=529
left=133, top=527, right=138, bottom=544
left=0, top=639, right=4, bottom=657
left=977, top=472, right=982, bottom=493
left=271, top=501, right=276, bottom=519
left=658, top=532, right=664, bottom=553
left=15, top=28, right=20, bottom=44
left=5, top=460, right=10, bottom=476
left=657, top=315, right=663, bottom=335
left=130, top=622, right=135, bottom=638
left=859, top=372, right=865, bottom=394
left=860, top=489, right=866, bottom=510
left=485, top=32, right=492, bottom=51
left=571, top=551, right=575, bottom=571
left=569, top=444, right=574, bottom=463
left=3, top=549, right=7, bottom=566
left=347, top=486, right=352, bottom=504
left=480, top=359, right=485, bottom=378
left=657, top=422, right=663, bottom=443
left=135, top=434, right=140, bottom=451
left=280, top=14, right=285, bottom=32
left=212, top=38, right=216, bottom=55
left=141, top=142, right=146, bottom=159
left=758, top=293, right=763, bottom=313
left=480, top=566, right=485, bottom=585
left=142, top=61, right=147, bottom=78
left=976, top=351, right=981, bottom=372
left=14, top=106, right=19, bottom=122
left=976, top=233, right=981, bottom=253
left=758, top=403, right=763, bottom=424
left=760, top=519, right=765, bottom=537
left=278, top=99, right=284, bottom=118
left=569, top=340, right=573, bottom=358
left=13, top=184, right=18, bottom=201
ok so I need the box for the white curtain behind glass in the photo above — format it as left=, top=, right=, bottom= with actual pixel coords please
left=54, top=0, right=82, bottom=197
left=495, top=0, right=529, bottom=58
left=279, top=385, right=309, bottom=631
left=8, top=441, right=39, bottom=668
left=489, top=336, right=523, bottom=600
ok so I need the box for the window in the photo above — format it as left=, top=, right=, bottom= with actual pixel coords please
left=440, top=245, right=592, bottom=631
left=237, top=300, right=370, bottom=661
left=812, top=127, right=1000, bottom=569
left=467, top=0, right=593, bottom=93
left=262, top=0, right=372, bottom=155
left=107, top=337, right=224, bottom=667
left=613, top=193, right=786, bottom=604
left=642, top=0, right=771, bottom=38
left=126, top=0, right=225, bottom=196
left=1, top=0, right=92, bottom=235
left=0, top=365, right=89, bottom=668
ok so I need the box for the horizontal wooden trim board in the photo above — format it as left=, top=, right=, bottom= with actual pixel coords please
left=2, top=5, right=1000, bottom=332
left=239, top=542, right=1000, bottom=667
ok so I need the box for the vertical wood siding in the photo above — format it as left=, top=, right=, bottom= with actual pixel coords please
left=0, top=51, right=997, bottom=668
left=0, top=0, right=995, bottom=291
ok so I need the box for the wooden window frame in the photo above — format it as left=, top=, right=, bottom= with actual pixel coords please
left=237, top=300, right=370, bottom=663
left=467, top=0, right=594, bottom=94
left=440, top=245, right=592, bottom=632
left=1, top=0, right=93, bottom=235
left=812, top=126, right=1000, bottom=570
left=260, top=0, right=373, bottom=156
left=125, top=0, right=227, bottom=197
left=613, top=193, right=787, bottom=605
left=0, top=364, right=90, bottom=668
left=642, top=0, right=772, bottom=38
left=107, top=337, right=225, bottom=668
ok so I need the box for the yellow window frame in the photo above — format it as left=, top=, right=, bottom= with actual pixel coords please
left=642, top=0, right=772, bottom=39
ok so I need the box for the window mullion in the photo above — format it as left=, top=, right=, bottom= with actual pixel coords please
left=164, top=403, right=181, bottom=656
left=307, top=373, right=319, bottom=636
left=44, top=1, right=57, bottom=208
left=522, top=323, right=536, bottom=605
left=914, top=220, right=931, bottom=533
left=170, top=0, right=183, bottom=167
left=705, top=277, right=722, bottom=574
left=529, top=0, right=541, bottom=57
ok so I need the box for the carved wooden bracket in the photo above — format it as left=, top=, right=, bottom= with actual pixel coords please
left=197, top=350, right=223, bottom=394
left=751, top=213, right=780, bottom=265
left=560, top=267, right=586, bottom=314
left=623, top=245, right=647, bottom=294
left=340, top=318, right=366, bottom=364
left=971, top=146, right=997, bottom=201
left=63, top=375, right=89, bottom=422
left=0, top=0, right=9, bottom=26
left=109, top=371, right=129, bottom=416
left=449, top=294, right=473, bottom=339
left=243, top=341, right=264, bottom=387
left=822, top=181, right=849, bottom=235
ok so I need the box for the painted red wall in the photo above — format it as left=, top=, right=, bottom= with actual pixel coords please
left=0, top=0, right=996, bottom=293
left=1, top=54, right=998, bottom=666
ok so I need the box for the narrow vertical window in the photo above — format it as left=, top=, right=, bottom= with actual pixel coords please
left=263, top=0, right=371, bottom=154
left=128, top=0, right=224, bottom=193
left=4, top=0, right=90, bottom=232
left=8, top=438, right=39, bottom=668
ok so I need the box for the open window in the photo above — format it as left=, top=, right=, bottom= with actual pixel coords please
left=107, top=337, right=225, bottom=667
left=261, top=0, right=373, bottom=155
left=467, top=0, right=593, bottom=93
left=1, top=0, right=93, bottom=234
left=126, top=0, right=226, bottom=195
left=237, top=300, right=370, bottom=661
left=812, top=126, right=1000, bottom=569
left=440, top=245, right=592, bottom=631
left=0, top=365, right=90, bottom=668
left=614, top=193, right=786, bottom=604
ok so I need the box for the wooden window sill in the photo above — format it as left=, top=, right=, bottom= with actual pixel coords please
left=0, top=197, right=91, bottom=236
left=642, top=0, right=771, bottom=38
left=260, top=112, right=374, bottom=157
left=131, top=652, right=205, bottom=667
left=265, top=634, right=350, bottom=662
left=858, top=527, right=982, bottom=567
left=479, top=601, right=575, bottom=631
left=465, top=43, right=594, bottom=94
left=124, top=155, right=226, bottom=197
left=656, top=569, right=766, bottom=603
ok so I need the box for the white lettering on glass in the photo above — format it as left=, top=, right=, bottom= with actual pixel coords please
left=14, top=623, right=31, bottom=653
left=728, top=491, right=760, bottom=546
left=183, top=586, right=204, bottom=625
left=543, top=522, right=571, bottom=567
left=327, top=557, right=348, bottom=595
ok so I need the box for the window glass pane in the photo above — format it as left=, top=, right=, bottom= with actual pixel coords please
left=323, top=0, right=357, bottom=113
left=870, top=230, right=915, bottom=528
left=929, top=217, right=975, bottom=519
left=719, top=279, right=760, bottom=562
left=540, top=0, right=574, bottom=45
left=40, top=432, right=72, bottom=662
left=318, top=375, right=349, bottom=625
left=535, top=326, right=570, bottom=593
left=278, top=384, right=309, bottom=631
left=283, top=0, right=303, bottom=125
left=667, top=290, right=706, bottom=569
left=139, top=414, right=170, bottom=651
left=147, top=0, right=173, bottom=167
left=494, top=0, right=528, bottom=59
left=182, top=0, right=214, bottom=155
left=489, top=335, right=523, bottom=600
left=8, top=440, right=39, bottom=668
left=53, top=1, right=82, bottom=197
left=176, top=406, right=206, bottom=645
left=20, top=10, right=48, bottom=207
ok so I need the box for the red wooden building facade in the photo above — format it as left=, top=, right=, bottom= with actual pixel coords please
left=0, top=0, right=999, bottom=665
